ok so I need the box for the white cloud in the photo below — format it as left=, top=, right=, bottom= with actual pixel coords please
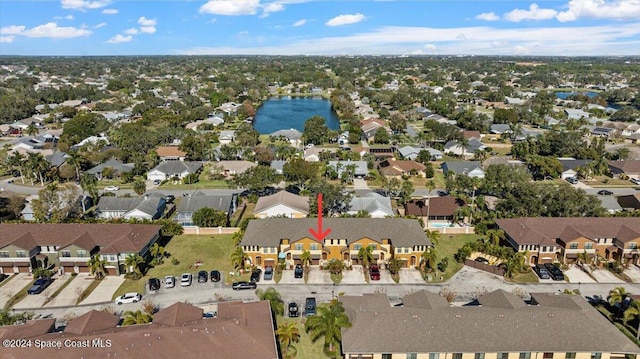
left=65, top=15, right=75, bottom=20
left=456, top=33, right=467, bottom=40
left=260, top=2, right=284, bottom=18
left=513, top=45, right=531, bottom=55
left=124, top=28, right=138, bottom=35
left=102, top=8, right=118, bottom=15
left=293, top=19, right=306, bottom=27
left=556, top=0, right=640, bottom=22
left=476, top=12, right=499, bottom=21
left=107, top=34, right=132, bottom=43
left=139, top=26, right=156, bottom=34
left=94, top=22, right=107, bottom=29
left=137, top=17, right=156, bottom=26
left=199, top=0, right=260, bottom=16
left=0, top=36, right=15, bottom=43
left=504, top=3, right=557, bottom=22
left=325, top=13, right=365, bottom=27
left=424, top=44, right=437, bottom=50
left=490, top=40, right=509, bottom=47
left=1, top=22, right=91, bottom=38
left=61, top=0, right=110, bottom=11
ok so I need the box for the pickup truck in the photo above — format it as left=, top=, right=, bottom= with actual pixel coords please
left=28, top=277, right=52, bottom=295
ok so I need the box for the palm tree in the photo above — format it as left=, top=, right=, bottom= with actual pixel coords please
left=8, top=152, right=25, bottom=184
left=66, top=150, right=85, bottom=181
left=25, top=124, right=39, bottom=137
left=424, top=229, right=440, bottom=246
left=79, top=173, right=98, bottom=202
left=122, top=310, right=153, bottom=326
left=255, top=287, right=284, bottom=316
left=357, top=245, right=374, bottom=269
left=616, top=147, right=631, bottom=161
left=420, top=248, right=437, bottom=273
left=304, top=299, right=352, bottom=358
left=124, top=253, right=144, bottom=277
left=276, top=322, right=301, bottom=359
left=87, top=254, right=108, bottom=279
left=133, top=178, right=146, bottom=196
left=300, top=250, right=312, bottom=270
left=26, top=152, right=49, bottom=186
left=231, top=246, right=248, bottom=270
left=149, top=243, right=165, bottom=265
left=609, top=286, right=629, bottom=318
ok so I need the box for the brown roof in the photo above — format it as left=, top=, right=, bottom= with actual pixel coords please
left=156, top=146, right=186, bottom=157
left=609, top=160, right=640, bottom=174
left=378, top=159, right=426, bottom=176
left=463, top=130, right=481, bottom=139
left=341, top=290, right=640, bottom=354
left=60, top=232, right=97, bottom=251
left=153, top=302, right=203, bottom=327
left=404, top=197, right=465, bottom=217
left=0, top=319, right=55, bottom=340
left=0, top=224, right=162, bottom=254
left=64, top=310, right=120, bottom=335
left=496, top=218, right=640, bottom=247
left=618, top=194, right=640, bottom=209
left=253, top=190, right=309, bottom=215
left=1, top=301, right=278, bottom=359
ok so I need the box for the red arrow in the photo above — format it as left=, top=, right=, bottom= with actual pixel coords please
left=309, top=193, right=331, bottom=242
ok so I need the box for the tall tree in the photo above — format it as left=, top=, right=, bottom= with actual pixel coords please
left=357, top=245, right=374, bottom=269
left=87, top=254, right=108, bottom=279
left=8, top=152, right=25, bottom=184
left=304, top=299, right=352, bottom=358
left=192, top=207, right=227, bottom=227
left=300, top=250, right=312, bottom=270
left=255, top=287, right=284, bottom=316
left=231, top=246, right=248, bottom=270
left=122, top=310, right=153, bottom=326
left=124, top=254, right=144, bottom=277
left=276, top=322, right=301, bottom=359
left=32, top=182, right=83, bottom=222
left=79, top=173, right=98, bottom=202
left=303, top=116, right=329, bottom=145
left=609, top=286, right=629, bottom=318
left=420, top=248, right=438, bottom=273
left=133, top=178, right=146, bottom=196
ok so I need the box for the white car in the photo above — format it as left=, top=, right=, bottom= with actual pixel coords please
left=104, top=186, right=120, bottom=191
left=114, top=292, right=142, bottom=305
left=165, top=275, right=175, bottom=288
left=631, top=178, right=640, bottom=185
left=180, top=273, right=192, bottom=287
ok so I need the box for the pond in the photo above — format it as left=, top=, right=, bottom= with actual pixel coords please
left=555, top=91, right=599, bottom=100
left=253, top=97, right=340, bottom=134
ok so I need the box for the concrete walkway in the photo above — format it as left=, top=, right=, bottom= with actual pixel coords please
left=43, top=273, right=92, bottom=308
left=307, top=267, right=331, bottom=284
left=80, top=275, right=126, bottom=305
left=0, top=273, right=32, bottom=308
left=625, top=266, right=640, bottom=283
left=591, top=269, right=625, bottom=284
left=342, top=266, right=366, bottom=284
left=13, top=274, right=71, bottom=310
left=353, top=178, right=369, bottom=190
left=399, top=268, right=426, bottom=284
left=564, top=267, right=597, bottom=284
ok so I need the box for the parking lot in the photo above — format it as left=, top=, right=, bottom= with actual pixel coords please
left=80, top=276, right=126, bottom=305
left=0, top=273, right=32, bottom=308
left=13, top=274, right=71, bottom=310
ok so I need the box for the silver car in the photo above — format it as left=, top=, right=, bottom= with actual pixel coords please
left=180, top=273, right=192, bottom=287
left=165, top=275, right=175, bottom=288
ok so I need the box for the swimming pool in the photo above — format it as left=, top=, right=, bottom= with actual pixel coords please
left=429, top=222, right=453, bottom=228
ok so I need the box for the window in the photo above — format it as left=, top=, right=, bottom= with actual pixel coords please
left=311, top=244, right=318, bottom=251
left=566, top=353, right=576, bottom=359
left=519, top=353, right=531, bottom=359
left=452, top=354, right=462, bottom=359
left=77, top=250, right=87, bottom=257
left=543, top=353, right=553, bottom=359
left=407, top=354, right=417, bottom=359
left=0, top=251, right=9, bottom=258
left=590, top=353, right=601, bottom=359
left=15, top=251, right=27, bottom=258
left=630, top=243, right=638, bottom=249
left=497, top=353, right=508, bottom=359
left=382, top=354, right=392, bottom=359
left=61, top=250, right=71, bottom=258
left=542, top=246, right=547, bottom=252
left=353, top=244, right=362, bottom=251
left=368, top=244, right=377, bottom=250
left=569, top=243, right=578, bottom=249
left=475, top=353, right=485, bottom=359
left=584, top=243, right=593, bottom=250
left=295, top=244, right=303, bottom=251
left=429, top=354, right=439, bottom=359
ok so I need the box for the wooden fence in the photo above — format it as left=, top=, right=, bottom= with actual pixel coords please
left=464, top=259, right=505, bottom=276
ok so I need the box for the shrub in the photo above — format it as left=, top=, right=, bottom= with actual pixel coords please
left=171, top=258, right=180, bottom=265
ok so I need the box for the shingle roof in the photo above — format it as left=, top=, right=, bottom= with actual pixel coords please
left=153, top=302, right=203, bottom=327
left=152, top=161, right=202, bottom=175
left=240, top=218, right=430, bottom=247
left=348, top=193, right=393, bottom=216
left=404, top=197, right=465, bottom=217
left=64, top=310, right=120, bottom=335
left=96, top=196, right=164, bottom=217
left=156, top=146, right=187, bottom=157
left=253, top=191, right=309, bottom=215
left=86, top=158, right=134, bottom=175
left=341, top=290, right=640, bottom=354
left=269, top=128, right=302, bottom=140
left=0, top=319, right=55, bottom=340
left=609, top=160, right=640, bottom=174
left=176, top=194, right=235, bottom=213
left=558, top=158, right=592, bottom=172
left=441, top=161, right=483, bottom=175
left=477, top=289, right=526, bottom=309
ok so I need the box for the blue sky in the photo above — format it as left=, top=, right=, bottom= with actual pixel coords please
left=0, top=0, right=639, bottom=56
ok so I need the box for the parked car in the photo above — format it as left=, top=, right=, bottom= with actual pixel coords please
left=566, top=177, right=578, bottom=185
left=164, top=275, right=175, bottom=288
left=197, top=270, right=208, bottom=283
left=543, top=263, right=565, bottom=281
left=597, top=189, right=614, bottom=196
left=263, top=266, right=273, bottom=281
left=27, top=277, right=52, bottom=295
left=475, top=257, right=489, bottom=264
left=153, top=179, right=161, bottom=185
left=631, top=178, right=640, bottom=185
left=210, top=270, right=221, bottom=282
left=534, top=264, right=551, bottom=279
left=294, top=264, right=303, bottom=278
left=115, top=292, right=142, bottom=305
left=369, top=264, right=380, bottom=280
left=148, top=277, right=161, bottom=291
left=104, top=185, right=120, bottom=191
left=166, top=195, right=175, bottom=204
left=305, top=297, right=317, bottom=316
left=288, top=302, right=299, bottom=317
left=232, top=281, right=257, bottom=290
left=250, top=268, right=262, bottom=283
left=180, top=273, right=192, bottom=287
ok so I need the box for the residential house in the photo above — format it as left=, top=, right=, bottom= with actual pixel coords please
left=217, top=102, right=241, bottom=115
left=622, top=123, right=640, bottom=137
left=397, top=146, right=421, bottom=160
left=590, top=126, right=616, bottom=138
left=71, top=133, right=109, bottom=149
left=609, top=160, right=640, bottom=180
left=496, top=217, right=640, bottom=265
left=565, top=108, right=591, bottom=120
left=443, top=138, right=486, bottom=159
left=240, top=218, right=432, bottom=269
left=0, top=224, right=161, bottom=275
left=618, top=194, right=640, bottom=211
left=147, top=161, right=202, bottom=182
left=328, top=160, right=368, bottom=178
left=441, top=161, right=485, bottom=178
left=45, top=151, right=68, bottom=168
left=12, top=134, right=58, bottom=152
left=558, top=158, right=592, bottom=179
left=185, top=114, right=224, bottom=131
left=304, top=147, right=337, bottom=162
left=340, top=289, right=640, bottom=359
left=270, top=128, right=303, bottom=147
left=504, top=96, right=526, bottom=105
left=95, top=195, right=166, bottom=220
left=598, top=195, right=623, bottom=214
left=219, top=130, right=236, bottom=145
left=270, top=160, right=287, bottom=175
left=378, top=158, right=426, bottom=178
left=173, top=191, right=237, bottom=226
left=0, top=301, right=279, bottom=359
left=156, top=146, right=187, bottom=161
left=214, top=160, right=257, bottom=178
left=86, top=159, right=135, bottom=180
left=360, top=117, right=391, bottom=142
left=404, top=196, right=465, bottom=225
left=489, top=123, right=511, bottom=134
left=253, top=191, right=309, bottom=219
left=347, top=192, right=393, bottom=218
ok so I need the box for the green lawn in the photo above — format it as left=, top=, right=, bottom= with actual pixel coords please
left=506, top=270, right=540, bottom=284
left=113, top=234, right=250, bottom=299
left=277, top=316, right=328, bottom=359
left=430, top=233, right=482, bottom=283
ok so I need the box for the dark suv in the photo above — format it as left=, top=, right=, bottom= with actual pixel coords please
left=263, top=266, right=273, bottom=281
left=250, top=268, right=262, bottom=283
left=27, top=277, right=52, bottom=295
left=148, top=277, right=161, bottom=291
left=288, top=302, right=299, bottom=317
left=543, top=263, right=565, bottom=281
left=534, top=264, right=551, bottom=279
left=294, top=264, right=303, bottom=278
left=305, top=297, right=316, bottom=316
left=197, top=270, right=208, bottom=283
left=210, top=270, right=221, bottom=282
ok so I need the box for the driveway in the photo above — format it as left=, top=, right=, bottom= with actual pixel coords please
left=342, top=266, right=366, bottom=284
left=306, top=267, right=331, bottom=284
left=0, top=273, right=33, bottom=308
left=278, top=268, right=305, bottom=284
left=591, top=269, right=625, bottom=284
left=13, top=274, right=71, bottom=310
left=563, top=266, right=597, bottom=284
left=399, top=268, right=425, bottom=284
left=353, top=178, right=369, bottom=190
left=625, top=265, right=640, bottom=283
left=79, top=275, right=126, bottom=305
left=43, top=273, right=93, bottom=308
